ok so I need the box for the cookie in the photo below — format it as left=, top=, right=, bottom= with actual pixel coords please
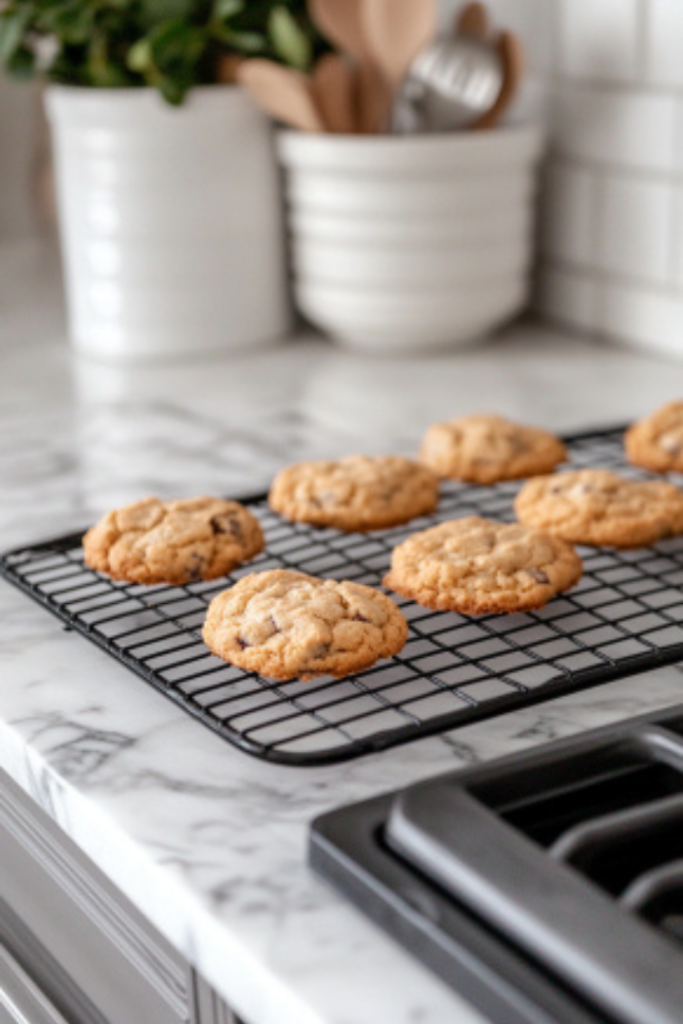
left=203, top=569, right=408, bottom=680
left=419, top=414, right=566, bottom=484
left=269, top=455, right=439, bottom=532
left=83, top=496, right=264, bottom=585
left=515, top=470, right=683, bottom=548
left=625, top=401, right=683, bottom=474
left=383, top=517, right=582, bottom=615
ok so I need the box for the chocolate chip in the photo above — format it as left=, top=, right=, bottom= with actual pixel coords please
left=353, top=612, right=369, bottom=622
left=187, top=552, right=206, bottom=580
left=237, top=637, right=250, bottom=649
left=211, top=515, right=243, bottom=540
left=269, top=615, right=280, bottom=634
left=527, top=568, right=549, bottom=584
left=309, top=643, right=330, bottom=661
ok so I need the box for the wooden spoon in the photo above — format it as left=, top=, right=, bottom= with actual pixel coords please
left=473, top=30, right=524, bottom=129
left=455, top=2, right=490, bottom=40
left=362, top=0, right=437, bottom=91
left=311, top=53, right=357, bottom=134
left=309, top=0, right=388, bottom=133
left=237, top=60, right=325, bottom=132
left=309, top=0, right=367, bottom=62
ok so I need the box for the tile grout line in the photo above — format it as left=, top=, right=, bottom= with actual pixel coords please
left=540, top=254, right=683, bottom=298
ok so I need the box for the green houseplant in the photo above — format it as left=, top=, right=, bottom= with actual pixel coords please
left=0, top=0, right=325, bottom=103
left=0, top=0, right=323, bottom=360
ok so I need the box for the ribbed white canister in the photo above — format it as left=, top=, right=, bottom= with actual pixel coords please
left=47, top=85, right=291, bottom=361
left=278, top=125, right=543, bottom=353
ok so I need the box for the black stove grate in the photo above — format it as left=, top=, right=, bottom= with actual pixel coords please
left=311, top=702, right=683, bottom=1024
left=3, top=426, right=683, bottom=766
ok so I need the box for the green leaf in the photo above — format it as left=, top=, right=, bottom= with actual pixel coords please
left=148, top=20, right=205, bottom=68
left=89, top=61, right=132, bottom=87
left=127, top=37, right=152, bottom=72
left=44, top=5, right=94, bottom=46
left=0, top=10, right=31, bottom=63
left=158, top=77, right=184, bottom=103
left=212, top=0, right=243, bottom=21
left=140, top=0, right=196, bottom=28
left=268, top=6, right=310, bottom=70
left=212, top=25, right=264, bottom=53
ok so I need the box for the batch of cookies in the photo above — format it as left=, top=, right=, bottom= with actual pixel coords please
left=83, top=401, right=683, bottom=683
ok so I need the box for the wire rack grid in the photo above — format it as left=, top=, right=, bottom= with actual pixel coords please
left=3, top=427, right=683, bottom=766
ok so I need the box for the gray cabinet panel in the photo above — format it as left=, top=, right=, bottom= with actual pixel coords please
left=0, top=769, right=245, bottom=1024
left=0, top=769, right=190, bottom=1023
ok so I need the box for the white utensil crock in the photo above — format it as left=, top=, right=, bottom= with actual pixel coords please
left=277, top=125, right=544, bottom=353
left=47, top=85, right=291, bottom=361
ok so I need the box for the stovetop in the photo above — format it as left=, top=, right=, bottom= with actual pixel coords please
left=310, top=698, right=683, bottom=1024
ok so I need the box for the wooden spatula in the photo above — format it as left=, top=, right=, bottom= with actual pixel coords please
left=309, top=0, right=388, bottom=133
left=311, top=53, right=357, bottom=134
left=455, top=2, right=490, bottom=40
left=362, top=0, right=437, bottom=90
left=237, top=60, right=325, bottom=132
left=309, top=0, right=367, bottom=62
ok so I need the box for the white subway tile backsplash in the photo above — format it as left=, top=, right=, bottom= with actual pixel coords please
left=555, top=86, right=678, bottom=172
left=539, top=162, right=598, bottom=264
left=558, top=0, right=641, bottom=83
left=536, top=265, right=600, bottom=334
left=596, top=174, right=672, bottom=285
left=497, top=0, right=683, bottom=357
left=601, top=279, right=683, bottom=359
left=644, top=0, right=683, bottom=88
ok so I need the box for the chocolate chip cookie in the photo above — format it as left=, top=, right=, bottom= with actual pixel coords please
left=626, top=401, right=683, bottom=474
left=269, top=455, right=439, bottom=532
left=383, top=517, right=582, bottom=615
left=83, top=496, right=264, bottom=585
left=203, top=569, right=408, bottom=680
left=515, top=470, right=683, bottom=548
left=419, top=414, right=566, bottom=484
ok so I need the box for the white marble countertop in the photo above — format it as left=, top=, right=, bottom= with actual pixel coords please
left=3, top=242, right=683, bottom=1024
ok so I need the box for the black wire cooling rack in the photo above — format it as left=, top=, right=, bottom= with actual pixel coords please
left=3, top=426, right=683, bottom=766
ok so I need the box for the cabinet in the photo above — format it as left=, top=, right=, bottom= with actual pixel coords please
left=0, top=770, right=241, bottom=1024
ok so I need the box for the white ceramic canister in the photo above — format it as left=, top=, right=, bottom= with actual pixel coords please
left=47, top=85, right=291, bottom=361
left=277, top=125, right=543, bottom=353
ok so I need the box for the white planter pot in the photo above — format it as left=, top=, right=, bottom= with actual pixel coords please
left=277, top=125, right=544, bottom=353
left=47, top=85, right=291, bottom=361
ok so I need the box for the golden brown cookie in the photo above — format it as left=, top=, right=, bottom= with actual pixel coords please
left=268, top=455, right=439, bottom=532
left=419, top=414, right=566, bottom=484
left=383, top=517, right=582, bottom=615
left=83, top=496, right=264, bottom=585
left=625, top=401, right=683, bottom=474
left=515, top=470, right=683, bottom=548
left=203, top=569, right=408, bottom=680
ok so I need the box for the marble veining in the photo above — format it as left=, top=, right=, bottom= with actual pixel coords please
left=3, top=247, right=683, bottom=1024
